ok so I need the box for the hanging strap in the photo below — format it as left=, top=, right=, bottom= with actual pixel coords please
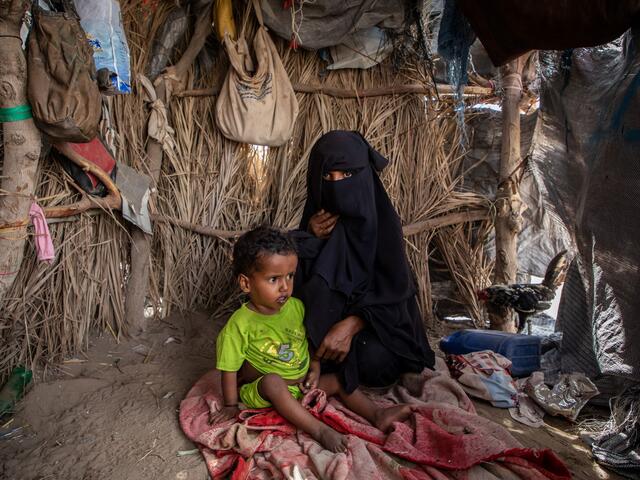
left=225, top=0, right=271, bottom=77
left=238, top=0, right=253, bottom=39
left=0, top=105, right=33, bottom=123
left=239, top=0, right=265, bottom=39
left=252, top=0, right=264, bottom=28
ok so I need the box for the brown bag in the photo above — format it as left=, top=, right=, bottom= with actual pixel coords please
left=215, top=0, right=298, bottom=147
left=28, top=1, right=101, bottom=142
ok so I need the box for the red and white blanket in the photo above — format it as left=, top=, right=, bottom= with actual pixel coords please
left=179, top=360, right=571, bottom=479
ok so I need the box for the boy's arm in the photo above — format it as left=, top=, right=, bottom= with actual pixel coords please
left=221, top=370, right=239, bottom=405
left=209, top=370, right=240, bottom=424
left=213, top=315, right=246, bottom=423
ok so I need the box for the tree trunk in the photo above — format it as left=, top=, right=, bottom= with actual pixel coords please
left=490, top=55, right=529, bottom=331
left=0, top=0, right=42, bottom=303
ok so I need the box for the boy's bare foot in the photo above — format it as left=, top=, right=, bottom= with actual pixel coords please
left=313, top=425, right=348, bottom=453
left=374, top=404, right=412, bottom=433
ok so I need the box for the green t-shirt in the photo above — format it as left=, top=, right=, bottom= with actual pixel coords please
left=216, top=297, right=309, bottom=380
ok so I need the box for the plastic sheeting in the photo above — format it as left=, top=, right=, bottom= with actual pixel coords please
left=147, top=6, right=189, bottom=80
left=464, top=111, right=571, bottom=277
left=75, top=0, right=131, bottom=94
left=532, top=30, right=640, bottom=383
left=259, top=0, right=406, bottom=50
left=325, top=27, right=394, bottom=70
left=525, top=372, right=599, bottom=422
left=437, top=0, right=475, bottom=89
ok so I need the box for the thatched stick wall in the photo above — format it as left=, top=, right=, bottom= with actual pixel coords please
left=0, top=1, right=492, bottom=381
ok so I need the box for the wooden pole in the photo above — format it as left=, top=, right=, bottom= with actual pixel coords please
left=0, top=207, right=489, bottom=241
left=124, top=6, right=213, bottom=333
left=124, top=80, right=166, bottom=334
left=0, top=1, right=42, bottom=302
left=489, top=55, right=530, bottom=331
left=177, top=83, right=494, bottom=99
left=149, top=207, right=489, bottom=240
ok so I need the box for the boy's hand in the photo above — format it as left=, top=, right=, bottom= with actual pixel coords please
left=215, top=371, right=239, bottom=424
left=208, top=405, right=239, bottom=425
left=301, top=360, right=321, bottom=393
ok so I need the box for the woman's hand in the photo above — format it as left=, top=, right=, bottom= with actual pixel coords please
left=209, top=405, right=239, bottom=425
left=315, top=315, right=365, bottom=363
left=308, top=209, right=339, bottom=238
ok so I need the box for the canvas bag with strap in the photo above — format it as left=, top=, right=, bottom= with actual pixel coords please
left=215, top=0, right=298, bottom=147
left=28, top=1, right=101, bottom=142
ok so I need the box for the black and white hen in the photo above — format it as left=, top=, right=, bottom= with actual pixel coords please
left=477, top=250, right=569, bottom=333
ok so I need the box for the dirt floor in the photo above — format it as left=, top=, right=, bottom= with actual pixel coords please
left=0, top=311, right=624, bottom=480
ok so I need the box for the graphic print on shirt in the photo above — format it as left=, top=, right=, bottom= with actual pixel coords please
left=245, top=333, right=308, bottom=377
left=247, top=324, right=307, bottom=368
left=277, top=343, right=294, bottom=362
left=253, top=340, right=297, bottom=365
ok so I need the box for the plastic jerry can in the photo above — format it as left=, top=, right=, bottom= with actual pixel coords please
left=439, top=329, right=542, bottom=377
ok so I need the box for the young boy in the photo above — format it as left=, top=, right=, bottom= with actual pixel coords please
left=210, top=226, right=411, bottom=453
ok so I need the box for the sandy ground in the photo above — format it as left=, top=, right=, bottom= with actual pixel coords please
left=0, top=311, right=623, bottom=480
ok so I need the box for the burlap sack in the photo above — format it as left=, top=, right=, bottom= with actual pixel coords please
left=28, top=1, right=101, bottom=142
left=215, top=0, right=298, bottom=147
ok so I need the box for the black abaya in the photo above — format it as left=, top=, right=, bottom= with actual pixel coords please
left=293, top=130, right=435, bottom=392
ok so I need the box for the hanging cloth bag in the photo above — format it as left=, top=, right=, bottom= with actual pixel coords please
left=215, top=0, right=298, bottom=147
left=27, top=1, right=101, bottom=142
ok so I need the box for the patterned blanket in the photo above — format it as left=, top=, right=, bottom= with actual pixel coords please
left=179, top=359, right=571, bottom=479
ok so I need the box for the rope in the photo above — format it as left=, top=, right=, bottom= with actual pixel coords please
left=502, top=73, right=523, bottom=92
left=138, top=75, right=177, bottom=155
left=605, top=384, right=640, bottom=440
left=0, top=104, right=32, bottom=123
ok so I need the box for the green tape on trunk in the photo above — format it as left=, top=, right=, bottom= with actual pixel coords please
left=0, top=104, right=33, bottom=123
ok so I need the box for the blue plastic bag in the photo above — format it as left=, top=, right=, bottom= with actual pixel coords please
left=74, top=0, right=131, bottom=94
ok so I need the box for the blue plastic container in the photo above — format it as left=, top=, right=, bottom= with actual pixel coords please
left=439, top=329, right=542, bottom=377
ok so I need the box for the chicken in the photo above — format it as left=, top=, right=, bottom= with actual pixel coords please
left=477, top=250, right=569, bottom=333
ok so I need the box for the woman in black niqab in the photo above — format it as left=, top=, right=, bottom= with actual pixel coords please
left=293, top=130, right=435, bottom=393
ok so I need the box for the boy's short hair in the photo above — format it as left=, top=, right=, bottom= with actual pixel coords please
left=232, top=226, right=297, bottom=277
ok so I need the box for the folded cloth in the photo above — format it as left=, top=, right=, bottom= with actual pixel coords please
left=448, top=350, right=519, bottom=408
left=180, top=367, right=571, bottom=479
